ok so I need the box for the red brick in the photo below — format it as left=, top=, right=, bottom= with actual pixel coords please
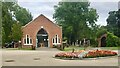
left=21, top=14, right=62, bottom=48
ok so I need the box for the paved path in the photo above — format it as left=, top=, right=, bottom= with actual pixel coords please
left=2, top=49, right=119, bottom=66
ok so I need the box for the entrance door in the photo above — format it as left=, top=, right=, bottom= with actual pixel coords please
left=101, top=37, right=106, bottom=47
left=37, top=28, right=48, bottom=47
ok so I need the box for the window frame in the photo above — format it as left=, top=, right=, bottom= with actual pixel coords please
left=24, top=34, right=32, bottom=45
left=52, top=35, right=61, bottom=45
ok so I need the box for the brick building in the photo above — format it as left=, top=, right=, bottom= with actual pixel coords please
left=21, top=14, right=62, bottom=48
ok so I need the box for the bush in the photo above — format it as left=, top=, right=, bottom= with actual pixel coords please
left=106, top=32, right=120, bottom=47
left=57, top=45, right=64, bottom=50
left=96, top=29, right=107, bottom=38
left=90, top=38, right=98, bottom=47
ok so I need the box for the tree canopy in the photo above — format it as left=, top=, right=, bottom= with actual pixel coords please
left=2, top=2, right=33, bottom=44
left=106, top=9, right=120, bottom=37
left=14, top=5, right=33, bottom=26
left=53, top=1, right=99, bottom=44
left=11, top=22, right=23, bottom=42
left=2, top=2, right=15, bottom=43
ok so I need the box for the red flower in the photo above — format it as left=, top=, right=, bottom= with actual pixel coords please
left=55, top=50, right=117, bottom=58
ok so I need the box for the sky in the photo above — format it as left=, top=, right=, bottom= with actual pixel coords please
left=17, top=0, right=119, bottom=26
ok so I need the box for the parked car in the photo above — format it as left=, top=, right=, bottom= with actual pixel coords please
left=4, top=42, right=14, bottom=48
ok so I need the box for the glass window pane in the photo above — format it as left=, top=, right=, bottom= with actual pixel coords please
left=56, top=35, right=57, bottom=43
left=53, top=38, right=54, bottom=43
left=30, top=39, right=32, bottom=44
left=27, top=38, right=29, bottom=44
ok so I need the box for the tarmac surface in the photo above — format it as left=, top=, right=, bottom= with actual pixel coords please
left=1, top=48, right=119, bottom=66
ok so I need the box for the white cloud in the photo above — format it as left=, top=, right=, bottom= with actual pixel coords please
left=90, top=2, right=118, bottom=25
left=18, top=1, right=119, bottom=26
left=18, top=2, right=58, bottom=20
left=18, top=0, right=61, bottom=2
left=17, top=0, right=120, bottom=2
left=89, top=0, right=119, bottom=2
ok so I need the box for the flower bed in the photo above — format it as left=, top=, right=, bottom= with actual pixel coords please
left=55, top=50, right=117, bottom=59
left=55, top=52, right=81, bottom=58
left=84, top=50, right=117, bottom=58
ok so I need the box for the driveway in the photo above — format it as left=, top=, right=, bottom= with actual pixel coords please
left=2, top=48, right=119, bottom=66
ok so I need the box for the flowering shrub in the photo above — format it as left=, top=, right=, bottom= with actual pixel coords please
left=55, top=50, right=117, bottom=59
left=55, top=52, right=82, bottom=58
left=84, top=50, right=117, bottom=58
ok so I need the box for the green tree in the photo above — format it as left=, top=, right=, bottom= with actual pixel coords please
left=2, top=2, right=33, bottom=44
left=106, top=9, right=120, bottom=37
left=0, top=1, right=2, bottom=46
left=2, top=2, right=16, bottom=42
left=14, top=5, right=33, bottom=26
left=2, top=27, right=5, bottom=46
left=11, top=22, right=23, bottom=42
left=53, top=1, right=98, bottom=45
left=96, top=26, right=107, bottom=38
left=106, top=32, right=120, bottom=47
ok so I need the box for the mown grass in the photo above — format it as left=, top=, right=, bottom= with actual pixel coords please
left=18, top=48, right=32, bottom=50
left=63, top=45, right=118, bottom=51
left=63, top=46, right=84, bottom=51
left=100, top=47, right=118, bottom=50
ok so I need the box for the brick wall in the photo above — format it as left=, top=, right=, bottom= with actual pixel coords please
left=21, top=14, right=62, bottom=48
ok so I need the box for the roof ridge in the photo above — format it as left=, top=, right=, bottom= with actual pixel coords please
left=22, top=14, right=61, bottom=29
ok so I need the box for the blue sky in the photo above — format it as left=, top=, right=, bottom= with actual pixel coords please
left=18, top=0, right=119, bottom=26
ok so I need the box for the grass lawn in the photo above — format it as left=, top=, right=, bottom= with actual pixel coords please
left=18, top=48, right=32, bottom=50
left=63, top=46, right=118, bottom=51
left=63, top=46, right=84, bottom=51
left=100, top=47, right=118, bottom=50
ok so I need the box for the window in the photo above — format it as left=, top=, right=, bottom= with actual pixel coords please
left=56, top=35, right=57, bottom=43
left=30, top=39, right=32, bottom=44
left=52, top=35, right=60, bottom=45
left=27, top=36, right=29, bottom=44
left=24, top=35, right=32, bottom=45
left=53, top=38, right=54, bottom=43
left=27, top=35, right=29, bottom=38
